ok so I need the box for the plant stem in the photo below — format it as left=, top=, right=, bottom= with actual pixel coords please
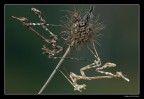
left=38, top=45, right=71, bottom=94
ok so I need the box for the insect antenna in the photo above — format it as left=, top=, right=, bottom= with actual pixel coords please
left=62, top=65, right=70, bottom=79
left=93, top=39, right=102, bottom=47
left=92, top=40, right=99, bottom=58
left=87, top=45, right=97, bottom=59
left=58, top=69, right=74, bottom=87
left=49, top=56, right=94, bottom=62
left=60, top=10, right=72, bottom=13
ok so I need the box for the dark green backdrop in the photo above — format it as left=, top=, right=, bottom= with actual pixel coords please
left=5, top=4, right=139, bottom=95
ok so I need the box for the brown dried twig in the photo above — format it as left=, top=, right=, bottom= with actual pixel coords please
left=12, top=8, right=75, bottom=94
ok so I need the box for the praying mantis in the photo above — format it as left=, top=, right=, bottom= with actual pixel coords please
left=12, top=5, right=130, bottom=93
left=59, top=40, right=130, bottom=92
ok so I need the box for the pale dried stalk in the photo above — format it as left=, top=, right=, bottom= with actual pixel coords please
left=38, top=45, right=71, bottom=94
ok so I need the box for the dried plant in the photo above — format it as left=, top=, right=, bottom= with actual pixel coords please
left=12, top=5, right=129, bottom=94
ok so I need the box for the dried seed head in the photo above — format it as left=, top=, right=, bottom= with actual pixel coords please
left=61, top=6, right=105, bottom=50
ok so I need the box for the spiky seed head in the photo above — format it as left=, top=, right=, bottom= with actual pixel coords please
left=61, top=6, right=105, bottom=50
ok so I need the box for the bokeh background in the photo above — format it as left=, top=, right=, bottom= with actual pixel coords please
left=5, top=4, right=139, bottom=95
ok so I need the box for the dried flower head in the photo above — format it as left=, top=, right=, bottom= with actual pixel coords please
left=61, top=6, right=105, bottom=49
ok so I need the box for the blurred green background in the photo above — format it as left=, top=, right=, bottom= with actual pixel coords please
left=5, top=4, right=139, bottom=95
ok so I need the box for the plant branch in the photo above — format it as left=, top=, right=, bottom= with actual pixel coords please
left=38, top=45, right=71, bottom=94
